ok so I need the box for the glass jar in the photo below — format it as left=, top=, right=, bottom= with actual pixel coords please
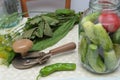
left=79, top=0, right=120, bottom=74
left=0, top=0, right=22, bottom=29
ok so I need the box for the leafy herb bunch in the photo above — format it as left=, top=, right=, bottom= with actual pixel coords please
left=22, top=9, right=77, bottom=40
left=21, top=9, right=82, bottom=51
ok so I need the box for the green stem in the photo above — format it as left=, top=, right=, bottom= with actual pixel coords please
left=36, top=74, right=41, bottom=80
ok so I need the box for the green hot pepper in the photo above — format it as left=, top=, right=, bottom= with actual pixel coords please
left=36, top=63, right=76, bottom=80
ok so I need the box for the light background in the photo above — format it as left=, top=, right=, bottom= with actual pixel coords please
left=1, top=1, right=120, bottom=80
left=0, top=0, right=90, bottom=17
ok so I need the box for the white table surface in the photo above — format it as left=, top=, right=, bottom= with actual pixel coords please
left=0, top=21, right=120, bottom=80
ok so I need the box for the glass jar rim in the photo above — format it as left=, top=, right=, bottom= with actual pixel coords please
left=89, top=0, right=120, bottom=10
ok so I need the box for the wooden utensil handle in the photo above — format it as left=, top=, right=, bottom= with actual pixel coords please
left=49, top=42, right=76, bottom=55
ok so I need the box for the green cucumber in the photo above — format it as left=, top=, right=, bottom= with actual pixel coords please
left=82, top=21, right=98, bottom=44
left=111, top=28, right=120, bottom=44
left=94, top=24, right=113, bottom=51
left=79, top=35, right=88, bottom=63
left=81, top=12, right=100, bottom=23
left=104, top=50, right=118, bottom=71
left=87, top=44, right=106, bottom=73
left=113, top=44, right=120, bottom=59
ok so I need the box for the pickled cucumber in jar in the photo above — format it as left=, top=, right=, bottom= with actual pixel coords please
left=79, top=0, right=120, bottom=74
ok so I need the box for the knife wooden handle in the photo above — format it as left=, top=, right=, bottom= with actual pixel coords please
left=49, top=42, right=76, bottom=55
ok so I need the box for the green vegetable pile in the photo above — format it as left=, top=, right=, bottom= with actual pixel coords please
left=0, top=35, right=15, bottom=66
left=79, top=12, right=120, bottom=73
left=0, top=9, right=82, bottom=66
left=21, top=9, right=81, bottom=51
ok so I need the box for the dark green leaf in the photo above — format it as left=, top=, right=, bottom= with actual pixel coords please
left=29, top=16, right=42, bottom=25
left=55, top=9, right=75, bottom=16
left=35, top=21, right=45, bottom=38
left=44, top=22, right=53, bottom=37
left=42, top=16, right=59, bottom=26
left=22, top=28, right=36, bottom=38
left=7, top=51, right=15, bottom=65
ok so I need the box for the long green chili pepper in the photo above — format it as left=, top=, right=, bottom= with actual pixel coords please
left=36, top=63, right=76, bottom=80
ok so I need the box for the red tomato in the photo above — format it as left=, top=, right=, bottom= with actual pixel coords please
left=99, top=12, right=120, bottom=33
